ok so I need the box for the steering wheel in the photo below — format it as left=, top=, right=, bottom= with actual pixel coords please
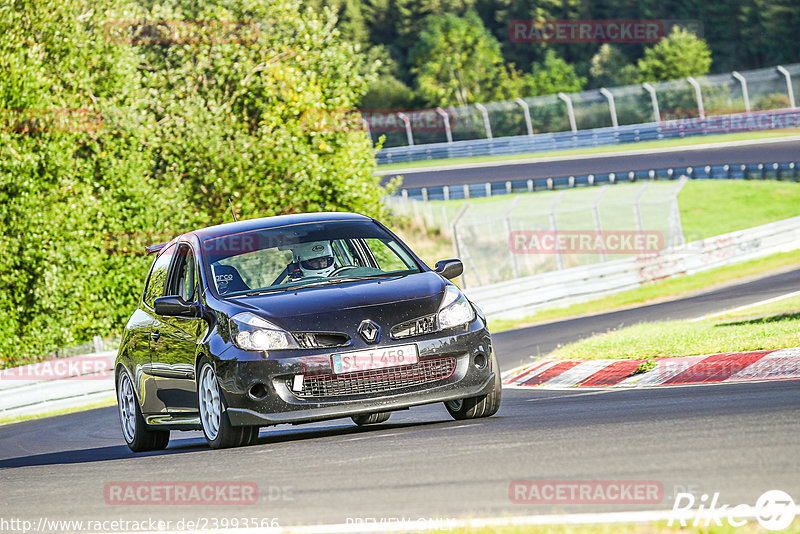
left=330, top=265, right=360, bottom=277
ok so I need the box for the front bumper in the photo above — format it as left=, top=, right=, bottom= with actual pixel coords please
left=215, top=319, right=494, bottom=426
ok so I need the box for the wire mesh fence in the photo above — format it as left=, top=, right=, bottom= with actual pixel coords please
left=389, top=180, right=687, bottom=288
left=367, top=63, right=799, bottom=150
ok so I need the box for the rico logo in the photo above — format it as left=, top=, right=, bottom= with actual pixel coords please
left=358, top=320, right=381, bottom=344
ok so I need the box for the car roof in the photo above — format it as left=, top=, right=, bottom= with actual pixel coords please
left=145, top=212, right=375, bottom=254
left=188, top=211, right=373, bottom=241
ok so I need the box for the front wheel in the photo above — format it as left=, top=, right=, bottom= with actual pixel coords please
left=445, top=371, right=502, bottom=420
left=117, top=370, right=169, bottom=452
left=198, top=360, right=258, bottom=449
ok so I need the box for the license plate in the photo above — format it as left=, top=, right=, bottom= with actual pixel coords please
left=331, top=344, right=419, bottom=374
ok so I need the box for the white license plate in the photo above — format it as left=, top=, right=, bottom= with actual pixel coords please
left=331, top=344, right=419, bottom=374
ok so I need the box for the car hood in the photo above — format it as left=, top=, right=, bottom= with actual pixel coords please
left=225, top=271, right=447, bottom=333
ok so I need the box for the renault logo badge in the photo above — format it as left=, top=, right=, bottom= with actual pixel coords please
left=358, top=320, right=381, bottom=344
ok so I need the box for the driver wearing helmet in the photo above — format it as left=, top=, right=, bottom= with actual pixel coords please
left=291, top=241, right=336, bottom=279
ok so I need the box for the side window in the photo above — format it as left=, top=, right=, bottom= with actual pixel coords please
left=363, top=238, right=414, bottom=272
left=143, top=245, right=175, bottom=308
left=167, top=245, right=196, bottom=302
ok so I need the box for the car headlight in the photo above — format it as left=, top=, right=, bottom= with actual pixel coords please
left=229, top=312, right=298, bottom=351
left=437, top=286, right=475, bottom=330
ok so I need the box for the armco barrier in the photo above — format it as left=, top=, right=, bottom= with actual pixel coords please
left=0, top=351, right=116, bottom=420
left=465, top=215, right=800, bottom=319
left=394, top=160, right=800, bottom=201
left=378, top=108, right=800, bottom=166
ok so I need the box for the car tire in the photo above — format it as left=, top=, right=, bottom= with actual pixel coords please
left=444, top=370, right=502, bottom=420
left=351, top=412, right=391, bottom=426
left=117, top=370, right=170, bottom=452
left=198, top=359, right=253, bottom=449
left=243, top=426, right=261, bottom=446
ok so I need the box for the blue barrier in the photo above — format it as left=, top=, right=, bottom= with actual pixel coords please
left=397, top=161, right=800, bottom=201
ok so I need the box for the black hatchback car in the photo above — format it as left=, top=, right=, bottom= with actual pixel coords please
left=115, top=212, right=501, bottom=451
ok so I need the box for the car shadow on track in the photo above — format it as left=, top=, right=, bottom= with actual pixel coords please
left=0, top=418, right=465, bottom=469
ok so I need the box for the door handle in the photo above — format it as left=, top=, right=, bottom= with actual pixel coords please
left=150, top=332, right=161, bottom=341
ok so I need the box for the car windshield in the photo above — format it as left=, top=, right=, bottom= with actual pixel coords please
left=201, top=220, right=421, bottom=297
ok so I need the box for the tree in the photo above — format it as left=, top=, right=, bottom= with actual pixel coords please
left=524, top=50, right=585, bottom=97
left=589, top=44, right=638, bottom=88
left=0, top=0, right=391, bottom=365
left=410, top=11, right=524, bottom=107
left=637, top=27, right=712, bottom=83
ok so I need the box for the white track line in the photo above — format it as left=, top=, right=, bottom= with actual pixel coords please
left=133, top=507, right=786, bottom=534
left=376, top=134, right=800, bottom=175
left=690, top=289, right=800, bottom=322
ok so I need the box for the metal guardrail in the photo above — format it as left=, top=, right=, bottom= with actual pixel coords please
left=380, top=121, right=665, bottom=165
left=379, top=107, right=800, bottom=165
left=396, top=160, right=800, bottom=201
left=465, top=215, right=800, bottom=319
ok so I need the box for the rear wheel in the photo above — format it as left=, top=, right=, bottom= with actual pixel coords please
left=445, top=371, right=502, bottom=420
left=117, top=370, right=169, bottom=452
left=198, top=360, right=258, bottom=449
left=352, top=412, right=391, bottom=426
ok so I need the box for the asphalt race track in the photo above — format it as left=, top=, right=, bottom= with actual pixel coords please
left=380, top=138, right=800, bottom=189
left=1, top=268, right=799, bottom=529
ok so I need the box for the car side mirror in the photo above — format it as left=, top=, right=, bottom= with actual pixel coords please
left=434, top=259, right=463, bottom=280
left=154, top=295, right=201, bottom=318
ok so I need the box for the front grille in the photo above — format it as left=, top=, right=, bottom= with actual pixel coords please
left=391, top=314, right=437, bottom=339
left=293, top=332, right=350, bottom=349
left=296, top=357, right=456, bottom=399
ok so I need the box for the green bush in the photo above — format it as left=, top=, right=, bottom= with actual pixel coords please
left=0, top=0, right=389, bottom=367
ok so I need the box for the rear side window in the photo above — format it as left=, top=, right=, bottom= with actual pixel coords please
left=166, top=245, right=197, bottom=302
left=143, top=245, right=175, bottom=308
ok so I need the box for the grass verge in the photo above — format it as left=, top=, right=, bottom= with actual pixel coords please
left=379, top=129, right=800, bottom=171
left=549, top=313, right=800, bottom=361
left=547, top=294, right=800, bottom=361
left=680, top=180, right=800, bottom=239
left=487, top=248, right=800, bottom=333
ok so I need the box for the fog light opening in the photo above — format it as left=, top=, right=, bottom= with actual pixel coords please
left=248, top=382, right=269, bottom=400
left=473, top=353, right=487, bottom=370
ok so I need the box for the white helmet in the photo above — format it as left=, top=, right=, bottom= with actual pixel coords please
left=293, top=241, right=336, bottom=278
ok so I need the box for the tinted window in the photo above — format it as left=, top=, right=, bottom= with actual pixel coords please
left=143, top=245, right=175, bottom=308
left=167, top=245, right=196, bottom=302
left=201, top=220, right=420, bottom=297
